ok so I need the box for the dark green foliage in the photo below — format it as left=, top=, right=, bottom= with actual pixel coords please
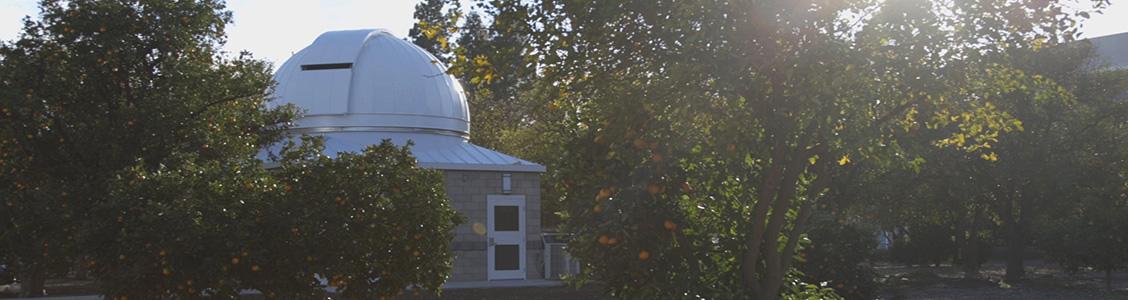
left=889, top=224, right=957, bottom=267
left=847, top=40, right=1128, bottom=282
left=0, top=0, right=293, bottom=295
left=1035, top=67, right=1128, bottom=289
left=456, top=0, right=1103, bottom=299
left=408, top=0, right=460, bottom=63
left=87, top=138, right=459, bottom=298
left=1039, top=199, right=1128, bottom=289
left=427, top=3, right=561, bottom=226
left=444, top=3, right=545, bottom=157
left=268, top=138, right=461, bottom=298
left=799, top=216, right=879, bottom=299
left=1, top=1, right=461, bottom=298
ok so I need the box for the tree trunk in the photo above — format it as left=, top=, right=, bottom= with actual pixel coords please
left=17, top=264, right=46, bottom=298
left=752, top=160, right=805, bottom=300
left=1106, top=269, right=1113, bottom=291
left=741, top=142, right=790, bottom=294
left=961, top=206, right=984, bottom=279
left=754, top=149, right=830, bottom=300
left=1004, top=220, right=1025, bottom=283
left=73, top=258, right=88, bottom=280
left=999, top=189, right=1025, bottom=283
left=961, top=238, right=981, bottom=279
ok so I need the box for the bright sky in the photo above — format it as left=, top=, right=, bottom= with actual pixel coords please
left=0, top=0, right=1125, bottom=67
left=0, top=0, right=471, bottom=66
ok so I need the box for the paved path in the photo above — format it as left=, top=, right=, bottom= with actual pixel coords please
left=3, top=279, right=567, bottom=299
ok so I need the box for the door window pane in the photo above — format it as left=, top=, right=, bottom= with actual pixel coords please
left=495, top=244, right=520, bottom=271
left=494, top=206, right=519, bottom=231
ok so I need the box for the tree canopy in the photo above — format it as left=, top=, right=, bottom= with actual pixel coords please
left=440, top=0, right=1117, bottom=298
left=1, top=1, right=459, bottom=298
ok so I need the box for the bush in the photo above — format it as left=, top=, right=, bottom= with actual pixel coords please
left=799, top=216, right=879, bottom=299
left=1038, top=196, right=1128, bottom=289
left=87, top=139, right=461, bottom=298
left=889, top=223, right=957, bottom=267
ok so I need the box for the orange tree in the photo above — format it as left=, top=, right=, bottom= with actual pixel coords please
left=0, top=0, right=293, bottom=294
left=466, top=0, right=1106, bottom=298
left=849, top=40, right=1128, bottom=282
left=0, top=1, right=459, bottom=298
left=90, top=138, right=459, bottom=298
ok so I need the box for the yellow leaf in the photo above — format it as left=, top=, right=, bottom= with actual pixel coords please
left=1031, top=37, right=1046, bottom=50
left=838, top=154, right=850, bottom=166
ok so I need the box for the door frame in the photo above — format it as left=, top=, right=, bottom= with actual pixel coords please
left=486, top=194, right=527, bottom=280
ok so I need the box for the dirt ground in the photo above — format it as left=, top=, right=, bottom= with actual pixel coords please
left=4, top=260, right=1126, bottom=299
left=878, top=260, right=1128, bottom=300
left=414, top=284, right=609, bottom=300
left=0, top=281, right=611, bottom=299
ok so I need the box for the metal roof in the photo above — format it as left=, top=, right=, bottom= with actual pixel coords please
left=1091, top=32, right=1128, bottom=70
left=266, top=29, right=544, bottom=173
left=262, top=131, right=546, bottom=173
left=271, top=29, right=470, bottom=135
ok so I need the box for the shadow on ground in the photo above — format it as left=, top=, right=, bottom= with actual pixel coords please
left=414, top=284, right=609, bottom=300
left=1, top=282, right=610, bottom=300
left=879, top=259, right=1128, bottom=300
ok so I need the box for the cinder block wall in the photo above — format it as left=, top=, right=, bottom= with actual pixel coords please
left=443, top=170, right=543, bottom=282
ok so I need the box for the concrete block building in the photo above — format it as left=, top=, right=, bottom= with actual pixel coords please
left=269, top=29, right=547, bottom=282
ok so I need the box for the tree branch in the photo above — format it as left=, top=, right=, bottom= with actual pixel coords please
left=874, top=93, right=926, bottom=125
left=757, top=144, right=822, bottom=299
left=780, top=153, right=832, bottom=274
left=742, top=137, right=789, bottom=294
left=189, top=92, right=265, bottom=118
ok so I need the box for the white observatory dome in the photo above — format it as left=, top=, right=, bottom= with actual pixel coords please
left=268, top=29, right=543, bottom=173
left=272, top=29, right=470, bottom=135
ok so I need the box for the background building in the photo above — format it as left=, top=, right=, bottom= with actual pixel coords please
left=1092, top=31, right=1128, bottom=70
left=269, top=29, right=547, bottom=282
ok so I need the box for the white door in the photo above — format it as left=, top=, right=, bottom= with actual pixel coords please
left=487, top=195, right=526, bottom=280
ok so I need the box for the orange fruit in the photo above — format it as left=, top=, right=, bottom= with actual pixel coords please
left=596, top=188, right=611, bottom=200
left=664, top=220, right=677, bottom=231
left=638, top=250, right=650, bottom=260
left=633, top=138, right=648, bottom=149
left=598, top=235, right=610, bottom=245
left=231, top=257, right=240, bottom=265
